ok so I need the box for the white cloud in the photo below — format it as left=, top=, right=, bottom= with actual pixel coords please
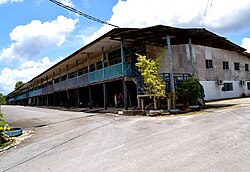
left=0, top=15, right=78, bottom=62
left=0, top=56, right=64, bottom=94
left=0, top=0, right=22, bottom=5
left=241, top=38, right=250, bottom=53
left=58, top=0, right=74, bottom=7
left=84, top=0, right=250, bottom=44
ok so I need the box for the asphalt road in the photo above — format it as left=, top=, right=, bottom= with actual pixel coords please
left=0, top=98, right=250, bottom=172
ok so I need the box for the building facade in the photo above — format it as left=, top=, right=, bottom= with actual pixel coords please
left=7, top=25, right=250, bottom=108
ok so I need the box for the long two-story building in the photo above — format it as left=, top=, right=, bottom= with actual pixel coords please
left=7, top=25, right=250, bottom=109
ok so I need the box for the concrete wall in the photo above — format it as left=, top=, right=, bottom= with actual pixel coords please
left=146, top=44, right=250, bottom=101
left=146, top=44, right=195, bottom=74
left=200, top=80, right=250, bottom=100
left=194, top=45, right=250, bottom=81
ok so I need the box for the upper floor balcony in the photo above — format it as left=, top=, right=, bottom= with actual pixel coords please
left=9, top=62, right=135, bottom=101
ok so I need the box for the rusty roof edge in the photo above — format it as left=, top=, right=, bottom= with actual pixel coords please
left=7, top=28, right=124, bottom=96
left=7, top=28, right=118, bottom=96
left=7, top=25, right=249, bottom=96
left=202, top=28, right=246, bottom=52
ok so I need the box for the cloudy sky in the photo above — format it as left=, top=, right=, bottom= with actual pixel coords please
left=0, top=0, right=250, bottom=95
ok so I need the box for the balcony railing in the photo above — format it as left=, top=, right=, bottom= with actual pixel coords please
left=11, top=62, right=133, bottom=100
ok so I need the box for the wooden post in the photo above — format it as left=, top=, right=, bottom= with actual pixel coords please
left=66, top=65, right=69, bottom=107
left=54, top=93, right=56, bottom=106
left=123, top=79, right=128, bottom=110
left=87, top=54, right=92, bottom=109
left=46, top=94, right=49, bottom=106
left=103, top=83, right=107, bottom=110
left=88, top=86, right=92, bottom=109
left=76, top=60, right=79, bottom=107
left=66, top=65, right=69, bottom=80
left=53, top=72, right=55, bottom=85
left=120, top=38, right=125, bottom=74
left=59, top=92, right=62, bottom=107
left=59, top=68, right=61, bottom=82
left=167, top=35, right=176, bottom=109
left=102, top=47, right=105, bottom=79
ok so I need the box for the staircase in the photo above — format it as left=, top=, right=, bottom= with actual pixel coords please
left=129, top=65, right=205, bottom=106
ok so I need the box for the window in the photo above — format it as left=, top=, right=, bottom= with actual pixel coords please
left=247, top=82, right=250, bottom=90
left=89, top=64, right=95, bottom=72
left=223, top=83, right=233, bottom=91
left=234, top=62, right=240, bottom=70
left=206, top=60, right=213, bottom=69
left=223, top=61, right=229, bottom=70
left=245, top=64, right=249, bottom=71
left=96, top=61, right=103, bottom=70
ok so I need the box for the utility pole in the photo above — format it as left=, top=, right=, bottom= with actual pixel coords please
left=189, top=38, right=195, bottom=76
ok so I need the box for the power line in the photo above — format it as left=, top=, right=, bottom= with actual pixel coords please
left=201, top=0, right=214, bottom=28
left=49, top=0, right=119, bottom=28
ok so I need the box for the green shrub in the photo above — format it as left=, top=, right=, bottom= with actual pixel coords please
left=177, top=77, right=201, bottom=106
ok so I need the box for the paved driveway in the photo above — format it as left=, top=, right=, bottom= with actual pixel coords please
left=0, top=98, right=250, bottom=172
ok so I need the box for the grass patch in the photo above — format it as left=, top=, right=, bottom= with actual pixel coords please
left=0, top=139, right=14, bottom=148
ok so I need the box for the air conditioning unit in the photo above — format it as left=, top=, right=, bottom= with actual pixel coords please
left=240, top=80, right=245, bottom=86
left=216, top=78, right=224, bottom=85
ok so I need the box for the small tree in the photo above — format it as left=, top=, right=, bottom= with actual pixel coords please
left=135, top=54, right=166, bottom=109
left=15, top=81, right=24, bottom=90
left=176, top=77, right=201, bottom=107
left=0, top=93, right=7, bottom=105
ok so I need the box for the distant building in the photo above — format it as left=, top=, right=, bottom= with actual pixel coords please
left=7, top=25, right=250, bottom=108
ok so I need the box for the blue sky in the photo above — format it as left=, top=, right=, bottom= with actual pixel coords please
left=0, top=0, right=250, bottom=95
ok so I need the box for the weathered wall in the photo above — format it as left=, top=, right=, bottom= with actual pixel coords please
left=146, top=44, right=195, bottom=74
left=194, top=45, right=250, bottom=81
left=146, top=44, right=250, bottom=100
left=200, top=80, right=250, bottom=100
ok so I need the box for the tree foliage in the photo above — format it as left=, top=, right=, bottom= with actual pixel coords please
left=176, top=77, right=201, bottom=105
left=15, top=81, right=24, bottom=90
left=135, top=54, right=166, bottom=98
left=0, top=93, right=7, bottom=105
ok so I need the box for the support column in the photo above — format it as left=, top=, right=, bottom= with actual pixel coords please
left=46, top=76, right=49, bottom=106
left=102, top=47, right=107, bottom=110
left=59, top=92, right=61, bottom=107
left=66, top=65, right=69, bottom=107
left=53, top=72, right=55, bottom=85
left=102, top=47, right=105, bottom=79
left=37, top=96, right=39, bottom=106
left=189, top=38, right=194, bottom=76
left=167, top=35, right=176, bottom=109
left=120, top=38, right=125, bottom=74
left=88, top=86, right=92, bottom=109
left=59, top=68, right=61, bottom=82
left=123, top=80, right=128, bottom=110
left=46, top=94, right=49, bottom=106
left=121, top=38, right=128, bottom=109
left=87, top=54, right=92, bottom=109
left=87, top=54, right=90, bottom=73
left=54, top=93, right=56, bottom=106
left=66, top=65, right=69, bottom=80
left=103, top=83, right=107, bottom=110
left=76, top=60, right=80, bottom=107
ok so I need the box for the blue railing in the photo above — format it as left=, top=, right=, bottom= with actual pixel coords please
left=9, top=62, right=134, bottom=102
left=29, top=88, right=42, bottom=97
left=89, top=69, right=104, bottom=83
left=136, top=73, right=192, bottom=95
left=104, top=63, right=123, bottom=80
